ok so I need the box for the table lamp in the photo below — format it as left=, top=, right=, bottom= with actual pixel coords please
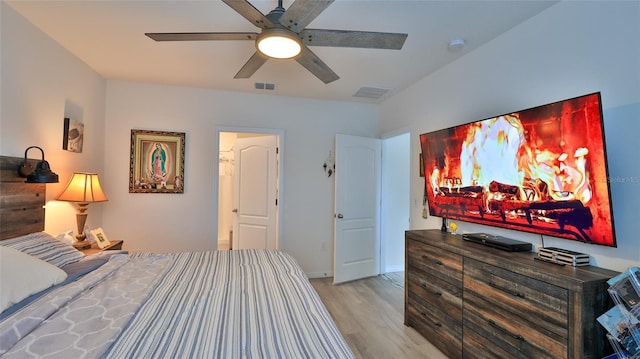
left=56, top=172, right=108, bottom=249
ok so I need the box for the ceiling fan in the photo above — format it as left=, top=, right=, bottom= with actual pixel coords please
left=145, top=0, right=408, bottom=84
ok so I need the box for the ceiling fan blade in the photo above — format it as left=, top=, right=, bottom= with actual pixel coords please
left=279, top=0, right=333, bottom=33
left=146, top=32, right=258, bottom=42
left=295, top=46, right=339, bottom=84
left=234, top=52, right=269, bottom=79
left=300, top=29, right=407, bottom=50
left=222, top=0, right=273, bottom=29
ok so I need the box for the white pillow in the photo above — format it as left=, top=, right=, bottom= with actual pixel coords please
left=0, top=246, right=68, bottom=313
left=55, top=230, right=76, bottom=246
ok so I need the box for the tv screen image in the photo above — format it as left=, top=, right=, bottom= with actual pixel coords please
left=420, top=92, right=616, bottom=247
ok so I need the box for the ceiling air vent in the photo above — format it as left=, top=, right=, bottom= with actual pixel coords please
left=353, top=86, right=390, bottom=100
left=255, top=82, right=276, bottom=90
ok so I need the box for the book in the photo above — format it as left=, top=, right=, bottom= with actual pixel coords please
left=598, top=305, right=640, bottom=355
left=598, top=305, right=631, bottom=337
left=608, top=267, right=639, bottom=286
left=611, top=276, right=640, bottom=311
left=630, top=267, right=640, bottom=293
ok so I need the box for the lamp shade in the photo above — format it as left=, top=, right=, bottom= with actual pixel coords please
left=56, top=173, right=108, bottom=203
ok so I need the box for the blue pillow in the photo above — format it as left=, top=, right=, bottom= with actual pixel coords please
left=1, top=232, right=84, bottom=268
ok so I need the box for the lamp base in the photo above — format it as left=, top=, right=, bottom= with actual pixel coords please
left=73, top=240, right=91, bottom=250
left=73, top=205, right=90, bottom=250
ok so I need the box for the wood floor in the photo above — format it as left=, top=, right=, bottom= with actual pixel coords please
left=310, top=274, right=449, bottom=359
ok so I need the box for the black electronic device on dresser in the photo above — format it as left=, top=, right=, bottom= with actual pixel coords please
left=462, top=233, right=532, bottom=252
left=405, top=229, right=618, bottom=359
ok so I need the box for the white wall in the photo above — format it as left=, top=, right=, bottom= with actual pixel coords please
left=379, top=1, right=640, bottom=272
left=0, top=2, right=107, bottom=237
left=103, top=81, right=379, bottom=276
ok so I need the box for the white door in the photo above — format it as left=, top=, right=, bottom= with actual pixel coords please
left=232, top=135, right=278, bottom=250
left=333, top=134, right=382, bottom=284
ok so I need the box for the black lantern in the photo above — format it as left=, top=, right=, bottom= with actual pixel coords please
left=18, top=146, right=59, bottom=183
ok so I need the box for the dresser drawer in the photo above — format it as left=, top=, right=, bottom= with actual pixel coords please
left=464, top=257, right=568, bottom=336
left=463, top=291, right=567, bottom=359
left=407, top=293, right=462, bottom=359
left=407, top=238, right=463, bottom=286
left=407, top=269, right=462, bottom=320
left=463, top=257, right=569, bottom=358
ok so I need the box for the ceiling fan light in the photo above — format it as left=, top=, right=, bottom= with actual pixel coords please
left=257, top=29, right=301, bottom=59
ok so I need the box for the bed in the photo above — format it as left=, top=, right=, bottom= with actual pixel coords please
left=0, top=155, right=354, bottom=358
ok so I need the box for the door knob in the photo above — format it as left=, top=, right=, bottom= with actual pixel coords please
left=232, top=208, right=238, bottom=213
left=336, top=213, right=344, bottom=219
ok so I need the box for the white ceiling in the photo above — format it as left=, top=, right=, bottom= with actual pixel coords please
left=6, top=0, right=558, bottom=103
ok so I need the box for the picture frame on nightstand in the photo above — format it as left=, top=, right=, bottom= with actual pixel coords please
left=90, top=227, right=111, bottom=249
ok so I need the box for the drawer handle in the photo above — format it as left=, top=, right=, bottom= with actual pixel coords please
left=488, top=281, right=526, bottom=299
left=419, top=282, right=443, bottom=297
left=419, top=255, right=443, bottom=266
left=488, top=320, right=525, bottom=342
left=420, top=282, right=442, bottom=297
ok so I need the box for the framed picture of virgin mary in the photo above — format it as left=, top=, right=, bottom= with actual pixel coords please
left=129, top=129, right=185, bottom=193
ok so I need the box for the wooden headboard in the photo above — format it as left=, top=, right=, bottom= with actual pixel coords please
left=0, top=155, right=46, bottom=240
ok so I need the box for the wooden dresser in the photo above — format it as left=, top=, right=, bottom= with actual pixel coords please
left=405, top=229, right=618, bottom=359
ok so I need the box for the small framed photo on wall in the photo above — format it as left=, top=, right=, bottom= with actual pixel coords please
left=63, top=118, right=84, bottom=153
left=129, top=129, right=186, bottom=193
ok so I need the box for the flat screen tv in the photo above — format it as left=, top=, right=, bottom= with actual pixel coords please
left=420, top=92, right=616, bottom=247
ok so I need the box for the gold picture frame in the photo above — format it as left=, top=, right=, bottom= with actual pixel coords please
left=129, top=129, right=185, bottom=193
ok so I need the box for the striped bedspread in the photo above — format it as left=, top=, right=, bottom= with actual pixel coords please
left=1, top=250, right=354, bottom=358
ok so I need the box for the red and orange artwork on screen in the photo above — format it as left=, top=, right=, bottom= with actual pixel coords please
left=420, top=92, right=616, bottom=246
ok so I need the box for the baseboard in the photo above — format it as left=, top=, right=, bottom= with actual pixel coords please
left=384, top=265, right=405, bottom=273
left=306, top=271, right=333, bottom=279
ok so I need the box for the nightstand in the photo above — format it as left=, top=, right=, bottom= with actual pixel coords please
left=79, top=240, right=124, bottom=255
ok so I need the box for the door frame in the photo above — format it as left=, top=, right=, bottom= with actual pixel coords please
left=214, top=126, right=284, bottom=250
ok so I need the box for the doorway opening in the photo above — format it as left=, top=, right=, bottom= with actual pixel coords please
left=216, top=128, right=283, bottom=251
left=331, top=131, right=410, bottom=283
left=380, top=132, right=410, bottom=274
